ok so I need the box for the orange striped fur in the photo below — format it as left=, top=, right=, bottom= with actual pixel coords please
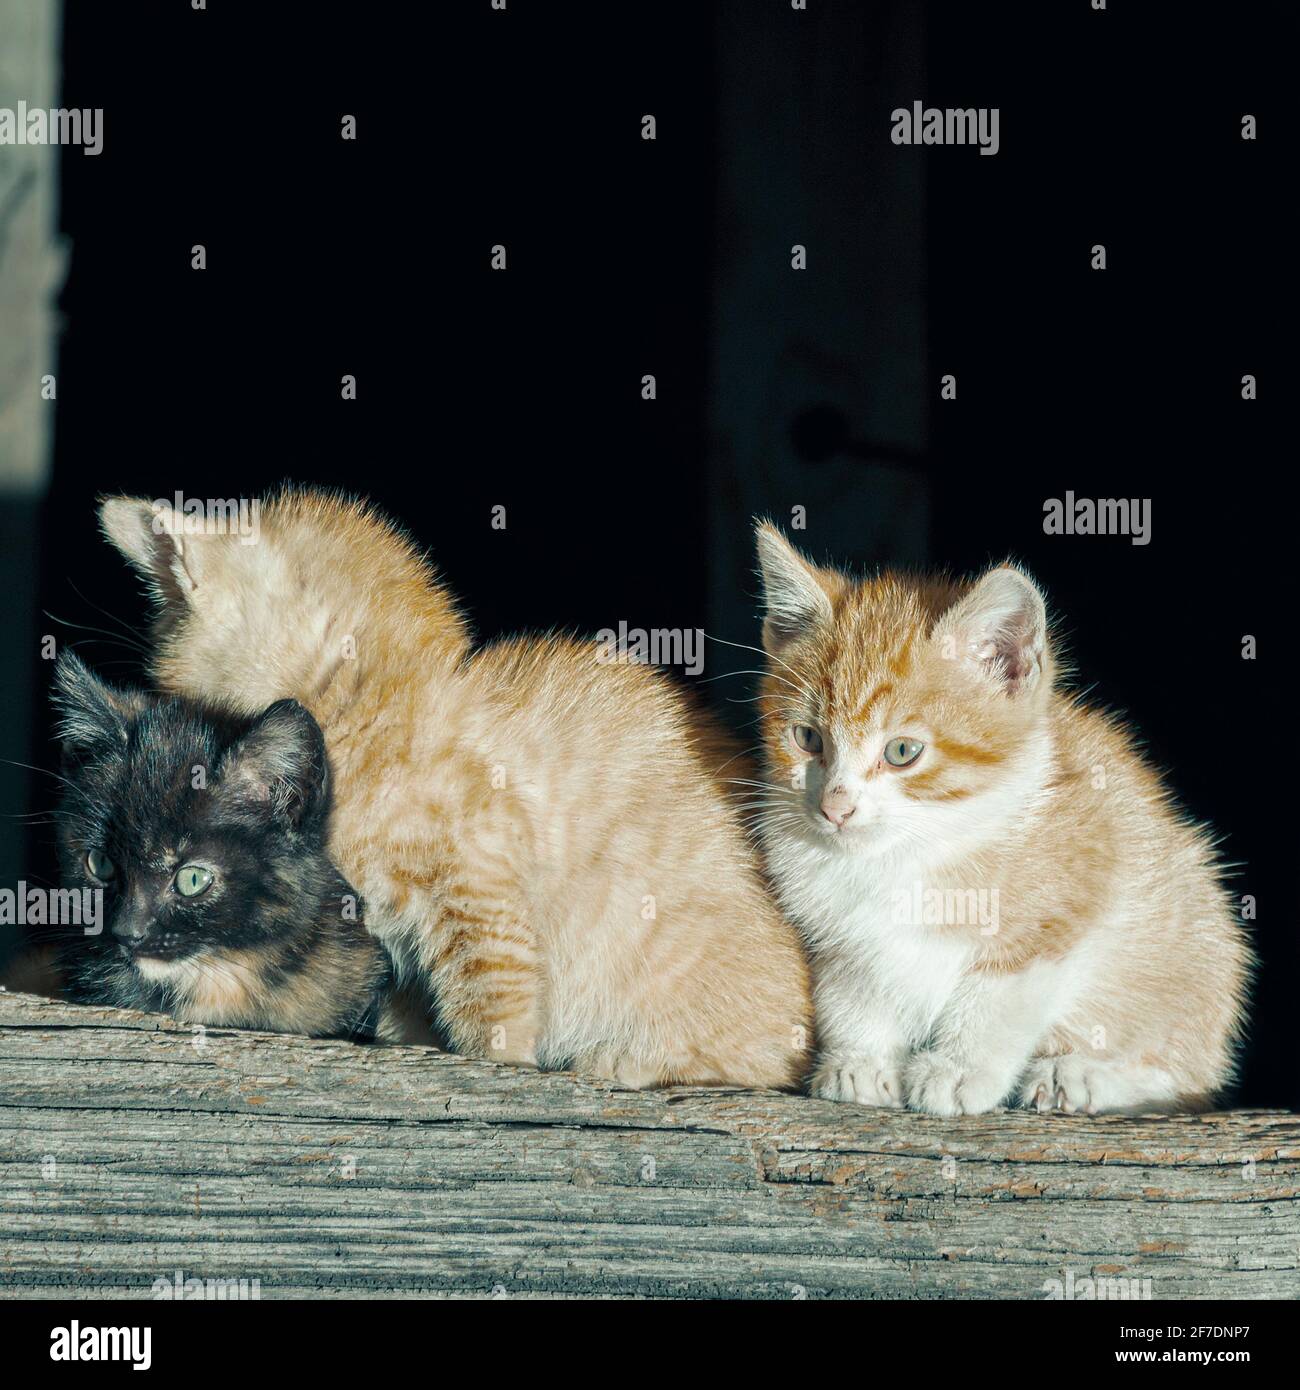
left=97, top=491, right=812, bottom=1088
left=754, top=522, right=1250, bottom=1115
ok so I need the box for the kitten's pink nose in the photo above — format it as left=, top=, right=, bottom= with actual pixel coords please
left=820, top=788, right=857, bottom=828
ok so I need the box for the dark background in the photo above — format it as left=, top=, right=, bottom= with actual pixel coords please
left=1, top=0, right=1291, bottom=1104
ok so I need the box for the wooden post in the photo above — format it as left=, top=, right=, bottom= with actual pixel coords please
left=0, top=1, right=64, bottom=977
left=0, top=0, right=63, bottom=488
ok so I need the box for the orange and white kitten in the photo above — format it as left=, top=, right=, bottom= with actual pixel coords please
left=754, top=522, right=1250, bottom=1116
left=97, top=492, right=811, bottom=1088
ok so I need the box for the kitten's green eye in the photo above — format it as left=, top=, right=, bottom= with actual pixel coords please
left=85, top=849, right=115, bottom=881
left=884, top=737, right=925, bottom=768
left=174, top=865, right=214, bottom=898
left=792, top=724, right=823, bottom=755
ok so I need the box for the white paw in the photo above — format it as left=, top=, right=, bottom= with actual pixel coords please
left=1019, top=1055, right=1087, bottom=1113
left=1021, top=1054, right=1107, bottom=1113
left=905, top=1050, right=1007, bottom=1116
left=812, top=1054, right=904, bottom=1108
left=1018, top=1054, right=1176, bottom=1115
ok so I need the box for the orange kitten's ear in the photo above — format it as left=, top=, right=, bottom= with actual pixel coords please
left=935, top=564, right=1049, bottom=697
left=99, top=495, right=207, bottom=610
left=754, top=521, right=841, bottom=654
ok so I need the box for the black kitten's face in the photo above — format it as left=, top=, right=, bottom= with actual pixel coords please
left=53, top=654, right=347, bottom=990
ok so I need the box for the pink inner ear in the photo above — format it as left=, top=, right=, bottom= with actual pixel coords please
left=232, top=771, right=273, bottom=802
left=1001, top=651, right=1036, bottom=685
left=971, top=619, right=1042, bottom=691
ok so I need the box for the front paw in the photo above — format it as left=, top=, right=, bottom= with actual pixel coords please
left=1019, top=1055, right=1080, bottom=1113
left=904, top=1050, right=1007, bottom=1116
left=1018, top=1054, right=1172, bottom=1115
left=477, top=1025, right=538, bottom=1067
left=575, top=1047, right=662, bottom=1090
left=811, top=1054, right=904, bottom=1108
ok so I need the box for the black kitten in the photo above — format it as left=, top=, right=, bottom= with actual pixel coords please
left=51, top=651, right=388, bottom=1038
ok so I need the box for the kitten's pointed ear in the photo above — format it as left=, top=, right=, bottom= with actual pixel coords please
left=755, top=521, right=840, bottom=654
left=218, top=700, right=330, bottom=830
left=99, top=495, right=206, bottom=610
left=51, top=650, right=148, bottom=757
left=936, top=564, right=1050, bottom=697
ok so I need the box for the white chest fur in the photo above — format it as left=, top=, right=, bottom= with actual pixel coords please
left=785, top=843, right=977, bottom=1041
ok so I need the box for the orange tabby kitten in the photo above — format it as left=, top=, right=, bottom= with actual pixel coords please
left=753, top=522, right=1250, bottom=1115
left=97, top=491, right=811, bottom=1087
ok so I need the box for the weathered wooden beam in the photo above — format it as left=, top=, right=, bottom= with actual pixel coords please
left=0, top=989, right=1295, bottom=1299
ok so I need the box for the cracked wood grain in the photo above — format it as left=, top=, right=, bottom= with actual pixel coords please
left=0, top=990, right=1296, bottom=1299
